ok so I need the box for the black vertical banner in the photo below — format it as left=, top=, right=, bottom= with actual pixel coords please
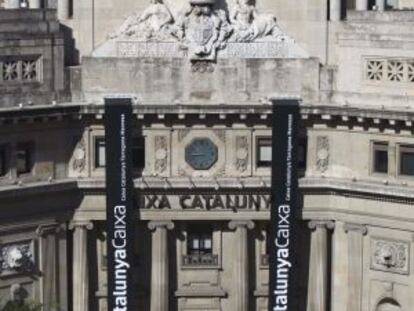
left=105, top=98, right=134, bottom=311
left=269, top=99, right=300, bottom=311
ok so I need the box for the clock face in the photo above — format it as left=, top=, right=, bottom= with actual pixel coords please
left=185, top=138, right=218, bottom=170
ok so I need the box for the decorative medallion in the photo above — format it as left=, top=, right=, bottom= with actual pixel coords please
left=154, top=136, right=168, bottom=173
left=316, top=136, right=329, bottom=172
left=185, top=138, right=218, bottom=170
left=371, top=238, right=409, bottom=275
left=0, top=242, right=35, bottom=276
left=235, top=136, right=249, bottom=172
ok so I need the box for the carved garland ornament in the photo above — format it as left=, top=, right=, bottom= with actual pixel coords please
left=235, top=136, right=249, bottom=172
left=72, top=138, right=86, bottom=173
left=0, top=243, right=35, bottom=276
left=316, top=136, right=329, bottom=172
left=154, top=136, right=168, bottom=173
left=371, top=238, right=409, bottom=275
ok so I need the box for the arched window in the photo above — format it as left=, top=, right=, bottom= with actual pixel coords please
left=376, top=298, right=402, bottom=311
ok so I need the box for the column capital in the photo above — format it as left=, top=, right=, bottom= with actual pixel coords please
left=308, top=220, right=335, bottom=231
left=344, top=223, right=368, bottom=235
left=69, top=221, right=94, bottom=231
left=228, top=220, right=255, bottom=231
left=36, top=223, right=61, bottom=237
left=148, top=221, right=174, bottom=231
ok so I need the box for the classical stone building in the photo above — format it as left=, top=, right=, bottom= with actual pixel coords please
left=0, top=0, right=414, bottom=311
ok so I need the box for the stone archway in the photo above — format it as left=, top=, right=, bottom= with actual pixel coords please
left=376, top=298, right=402, bottom=311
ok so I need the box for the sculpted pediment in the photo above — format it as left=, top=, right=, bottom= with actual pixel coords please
left=93, top=0, right=308, bottom=59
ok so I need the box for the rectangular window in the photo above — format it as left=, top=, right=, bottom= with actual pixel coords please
left=298, top=138, right=307, bottom=170
left=372, top=142, right=388, bottom=174
left=132, top=137, right=145, bottom=170
left=95, top=137, right=106, bottom=168
left=0, top=145, right=7, bottom=177
left=187, top=225, right=213, bottom=255
left=16, top=143, right=33, bottom=175
left=257, top=137, right=272, bottom=167
left=400, top=145, right=414, bottom=176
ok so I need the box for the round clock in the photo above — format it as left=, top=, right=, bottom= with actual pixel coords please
left=185, top=138, right=218, bottom=170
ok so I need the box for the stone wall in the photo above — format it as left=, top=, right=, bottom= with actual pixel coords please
left=0, top=9, right=65, bottom=108
left=81, top=57, right=320, bottom=105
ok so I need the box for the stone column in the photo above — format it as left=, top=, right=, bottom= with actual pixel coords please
left=148, top=221, right=175, bottom=311
left=58, top=0, right=70, bottom=20
left=376, top=0, right=385, bottom=11
left=228, top=220, right=255, bottom=311
left=70, top=221, right=93, bottom=311
left=306, top=221, right=335, bottom=311
left=344, top=223, right=367, bottom=311
left=28, top=0, right=41, bottom=8
left=356, top=0, right=368, bottom=11
left=330, top=0, right=342, bottom=21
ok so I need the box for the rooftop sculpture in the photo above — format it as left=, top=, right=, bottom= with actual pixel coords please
left=108, top=0, right=294, bottom=59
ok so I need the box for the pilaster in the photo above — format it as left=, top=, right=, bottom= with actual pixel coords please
left=307, top=220, right=335, bottom=311
left=228, top=220, right=255, bottom=311
left=69, top=221, right=94, bottom=311
left=344, top=223, right=368, bottom=311
left=148, top=221, right=175, bottom=311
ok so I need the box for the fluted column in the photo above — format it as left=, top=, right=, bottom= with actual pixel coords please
left=58, top=0, right=70, bottom=20
left=69, top=221, right=93, bottom=311
left=28, top=0, right=41, bottom=8
left=228, top=220, right=255, bottom=311
left=356, top=0, right=368, bottom=11
left=148, top=221, right=175, bottom=311
left=330, top=0, right=341, bottom=21
left=376, top=0, right=385, bottom=11
left=344, top=223, right=367, bottom=311
left=307, top=221, right=335, bottom=311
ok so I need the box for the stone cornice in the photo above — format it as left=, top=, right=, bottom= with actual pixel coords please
left=1, top=103, right=413, bottom=132
left=301, top=177, right=414, bottom=204
left=0, top=179, right=78, bottom=199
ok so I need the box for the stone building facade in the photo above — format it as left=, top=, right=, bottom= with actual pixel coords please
left=0, top=1, right=414, bottom=311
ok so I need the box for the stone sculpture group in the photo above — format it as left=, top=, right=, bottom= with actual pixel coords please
left=110, top=0, right=289, bottom=59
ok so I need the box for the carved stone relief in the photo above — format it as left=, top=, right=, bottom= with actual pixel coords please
left=235, top=136, right=248, bottom=172
left=110, top=0, right=175, bottom=41
left=230, top=0, right=288, bottom=42
left=72, top=138, right=86, bottom=173
left=316, top=136, right=329, bottom=172
left=178, top=129, right=191, bottom=142
left=154, top=136, right=168, bottom=173
left=213, top=129, right=226, bottom=143
left=0, top=242, right=35, bottom=276
left=110, top=0, right=294, bottom=60
left=371, top=238, right=409, bottom=275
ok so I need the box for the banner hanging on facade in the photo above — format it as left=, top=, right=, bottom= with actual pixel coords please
left=269, top=98, right=300, bottom=311
left=104, top=98, right=135, bottom=311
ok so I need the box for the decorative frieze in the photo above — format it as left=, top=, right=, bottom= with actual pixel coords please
left=1, top=56, right=41, bottom=84
left=0, top=241, right=35, bottom=276
left=371, top=238, right=409, bottom=275
left=316, top=136, right=329, bottom=172
left=366, top=58, right=414, bottom=84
